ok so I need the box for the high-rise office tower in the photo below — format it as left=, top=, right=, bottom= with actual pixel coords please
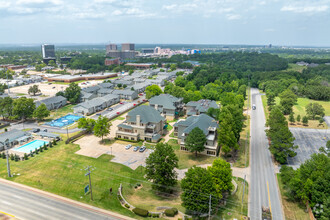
left=121, top=43, right=135, bottom=51
left=106, top=44, right=118, bottom=53
left=41, top=44, right=55, bottom=58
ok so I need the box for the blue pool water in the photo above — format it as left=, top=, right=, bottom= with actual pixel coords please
left=15, top=140, right=49, bottom=154
left=46, top=114, right=83, bottom=127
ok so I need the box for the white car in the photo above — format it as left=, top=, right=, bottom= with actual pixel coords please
left=125, top=144, right=132, bottom=150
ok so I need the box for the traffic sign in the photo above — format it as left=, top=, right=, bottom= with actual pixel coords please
left=84, top=184, right=89, bottom=194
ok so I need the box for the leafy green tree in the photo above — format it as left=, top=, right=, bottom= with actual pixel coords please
left=13, top=97, right=36, bottom=120
left=145, top=85, right=163, bottom=99
left=289, top=112, right=295, bottom=124
left=267, top=106, right=297, bottom=163
left=78, top=118, right=96, bottom=133
left=296, top=114, right=301, bottom=123
left=28, top=85, right=41, bottom=96
left=93, top=116, right=111, bottom=141
left=48, top=60, right=57, bottom=67
left=305, top=103, right=325, bottom=120
left=266, top=92, right=276, bottom=111
left=0, top=97, right=13, bottom=119
left=174, top=76, right=187, bottom=87
left=184, top=81, right=196, bottom=91
left=302, top=116, right=309, bottom=126
left=181, top=166, right=218, bottom=216
left=207, top=159, right=233, bottom=198
left=64, top=83, right=81, bottom=104
left=185, top=127, right=206, bottom=157
left=170, top=64, right=177, bottom=71
left=279, top=89, right=297, bottom=115
left=33, top=103, right=50, bottom=121
left=145, top=143, right=178, bottom=193
left=319, top=140, right=330, bottom=157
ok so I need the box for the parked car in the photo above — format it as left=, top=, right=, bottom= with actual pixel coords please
left=107, top=107, right=113, bottom=111
left=125, top=144, right=132, bottom=150
left=116, top=112, right=120, bottom=115
left=139, top=146, right=146, bottom=152
left=133, top=146, right=140, bottom=152
left=43, top=129, right=47, bottom=132
left=120, top=102, right=124, bottom=104
left=252, top=104, right=256, bottom=110
left=48, top=82, right=52, bottom=85
left=133, top=103, right=136, bottom=106
left=96, top=113, right=101, bottom=116
left=32, top=128, right=40, bottom=133
left=139, top=93, right=143, bottom=96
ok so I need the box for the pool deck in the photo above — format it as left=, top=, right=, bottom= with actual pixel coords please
left=9, top=137, right=53, bottom=157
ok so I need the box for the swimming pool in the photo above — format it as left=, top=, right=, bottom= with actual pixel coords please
left=46, top=114, right=83, bottom=127
left=15, top=140, right=49, bottom=154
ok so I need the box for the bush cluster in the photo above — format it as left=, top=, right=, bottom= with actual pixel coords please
left=132, top=207, right=149, bottom=217
left=164, top=208, right=178, bottom=217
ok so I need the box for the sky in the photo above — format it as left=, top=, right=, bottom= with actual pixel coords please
left=0, top=0, right=329, bottom=46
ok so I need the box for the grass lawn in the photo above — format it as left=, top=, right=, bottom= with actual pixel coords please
left=277, top=174, right=309, bottom=220
left=286, top=63, right=307, bottom=73
left=47, top=104, right=76, bottom=119
left=0, top=138, right=151, bottom=219
left=275, top=97, right=329, bottom=129
left=233, top=115, right=250, bottom=168
left=110, top=116, right=125, bottom=122
left=261, top=95, right=269, bottom=120
left=166, top=123, right=173, bottom=131
left=215, top=177, right=249, bottom=219
left=167, top=139, right=216, bottom=169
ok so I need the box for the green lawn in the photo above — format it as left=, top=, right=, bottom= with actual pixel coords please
left=166, top=123, right=173, bottom=131
left=285, top=63, right=307, bottom=73
left=167, top=139, right=216, bottom=169
left=110, top=116, right=125, bottom=122
left=215, top=177, right=249, bottom=219
left=47, top=104, right=76, bottom=119
left=261, top=95, right=269, bottom=119
left=0, top=139, right=147, bottom=219
left=277, top=174, right=310, bottom=220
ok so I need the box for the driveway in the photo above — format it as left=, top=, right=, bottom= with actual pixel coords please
left=75, top=134, right=153, bottom=170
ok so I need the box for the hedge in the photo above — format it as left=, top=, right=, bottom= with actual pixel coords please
left=124, top=203, right=130, bottom=208
left=165, top=208, right=178, bottom=217
left=132, top=207, right=149, bottom=217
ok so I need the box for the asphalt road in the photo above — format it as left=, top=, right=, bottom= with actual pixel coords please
left=249, top=88, right=284, bottom=220
left=288, top=127, right=329, bottom=169
left=0, top=180, right=130, bottom=220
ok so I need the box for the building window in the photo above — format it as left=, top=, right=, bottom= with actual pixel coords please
left=180, top=146, right=188, bottom=151
left=124, top=136, right=128, bottom=140
left=131, top=137, right=135, bottom=141
left=207, top=151, right=215, bottom=155
left=118, top=135, right=121, bottom=138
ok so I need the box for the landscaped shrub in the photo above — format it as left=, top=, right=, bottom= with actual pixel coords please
left=132, top=207, right=149, bottom=217
left=14, top=154, right=19, bottom=162
left=124, top=203, right=130, bottom=208
left=24, top=153, right=28, bottom=160
left=1, top=152, right=5, bottom=159
left=134, top=185, right=137, bottom=189
left=49, top=141, right=53, bottom=148
left=10, top=153, right=14, bottom=160
left=152, top=213, right=160, bottom=218
left=40, top=146, right=43, bottom=152
left=137, top=183, right=141, bottom=187
left=4, top=128, right=7, bottom=132
left=165, top=208, right=178, bottom=217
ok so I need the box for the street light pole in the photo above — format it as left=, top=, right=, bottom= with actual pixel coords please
left=4, top=139, right=11, bottom=177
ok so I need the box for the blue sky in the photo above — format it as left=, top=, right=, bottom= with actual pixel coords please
left=0, top=0, right=329, bottom=46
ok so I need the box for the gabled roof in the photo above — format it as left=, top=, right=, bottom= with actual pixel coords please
left=127, top=105, right=165, bottom=124
left=186, top=99, right=219, bottom=113
left=149, top=94, right=181, bottom=110
left=80, top=91, right=95, bottom=99
left=36, top=96, right=67, bottom=107
left=97, top=88, right=113, bottom=94
left=112, top=89, right=137, bottom=96
left=82, top=86, right=101, bottom=93
left=0, top=129, right=31, bottom=145
left=175, top=114, right=218, bottom=136
left=98, top=83, right=113, bottom=88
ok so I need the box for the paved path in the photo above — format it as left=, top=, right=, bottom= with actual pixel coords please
left=249, top=88, right=284, bottom=220
left=163, top=122, right=176, bottom=143
left=0, top=179, right=134, bottom=220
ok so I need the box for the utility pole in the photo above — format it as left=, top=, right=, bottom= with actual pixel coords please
left=208, top=194, right=212, bottom=220
left=4, top=139, right=11, bottom=177
left=66, top=126, right=69, bottom=142
left=85, top=166, right=94, bottom=201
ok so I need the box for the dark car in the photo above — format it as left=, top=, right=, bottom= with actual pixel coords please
left=33, top=128, right=40, bottom=133
left=43, top=129, right=47, bottom=132
left=96, top=113, right=101, bottom=116
left=139, top=146, right=146, bottom=152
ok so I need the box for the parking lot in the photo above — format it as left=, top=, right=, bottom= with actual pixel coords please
left=6, top=82, right=68, bottom=98
left=287, top=127, right=329, bottom=169
left=75, top=135, right=152, bottom=170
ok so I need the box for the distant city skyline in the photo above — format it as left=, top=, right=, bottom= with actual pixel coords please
left=0, top=0, right=329, bottom=46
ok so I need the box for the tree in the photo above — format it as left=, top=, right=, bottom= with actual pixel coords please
left=279, top=89, right=297, bottom=115
left=78, top=118, right=96, bottom=133
left=289, top=112, right=295, bottom=124
left=181, top=166, right=218, bottom=216
left=0, top=97, right=13, bottom=119
left=305, top=103, right=325, bottom=120
left=296, top=114, right=301, bottom=123
left=302, top=116, right=309, bottom=126
left=266, top=92, right=276, bottom=111
left=145, top=143, right=178, bottom=193
left=170, top=64, right=177, bottom=71
left=318, top=118, right=325, bottom=127
left=207, top=159, right=233, bottom=199
left=319, top=140, right=330, bottom=157
left=13, top=97, right=36, bottom=120
left=185, top=127, right=206, bottom=157
left=48, top=60, right=57, bottom=67
left=123, top=84, right=127, bottom=89
left=93, top=116, right=110, bottom=141
left=267, top=106, right=297, bottom=164
left=33, top=103, right=50, bottom=121
left=28, top=85, right=41, bottom=96
left=64, top=83, right=81, bottom=104
left=145, top=85, right=162, bottom=99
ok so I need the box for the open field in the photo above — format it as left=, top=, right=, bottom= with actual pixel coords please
left=167, top=139, right=216, bottom=169
left=285, top=63, right=307, bottom=73
left=277, top=174, right=310, bottom=220
left=6, top=82, right=68, bottom=97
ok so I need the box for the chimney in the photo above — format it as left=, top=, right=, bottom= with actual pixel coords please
left=155, top=104, right=158, bottom=110
left=136, top=115, right=140, bottom=126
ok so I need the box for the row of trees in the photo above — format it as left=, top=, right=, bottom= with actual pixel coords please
left=266, top=106, right=297, bottom=163
left=145, top=142, right=233, bottom=217
left=0, top=96, right=50, bottom=121
left=77, top=116, right=111, bottom=141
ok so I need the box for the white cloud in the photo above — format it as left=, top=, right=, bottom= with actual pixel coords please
left=227, top=14, right=241, bottom=20
left=281, top=5, right=329, bottom=13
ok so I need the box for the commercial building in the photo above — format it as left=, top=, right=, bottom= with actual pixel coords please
left=105, top=58, right=121, bottom=66
left=105, top=43, right=136, bottom=60
left=141, top=48, right=154, bottom=54
left=106, top=44, right=118, bottom=52
left=125, top=63, right=153, bottom=69
left=122, top=43, right=135, bottom=51
left=174, top=114, right=219, bottom=156
left=46, top=72, right=117, bottom=83
left=116, top=105, right=166, bottom=142
left=42, top=44, right=56, bottom=64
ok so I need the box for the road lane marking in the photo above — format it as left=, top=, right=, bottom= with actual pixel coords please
left=267, top=181, right=272, bottom=215
left=0, top=210, right=15, bottom=217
